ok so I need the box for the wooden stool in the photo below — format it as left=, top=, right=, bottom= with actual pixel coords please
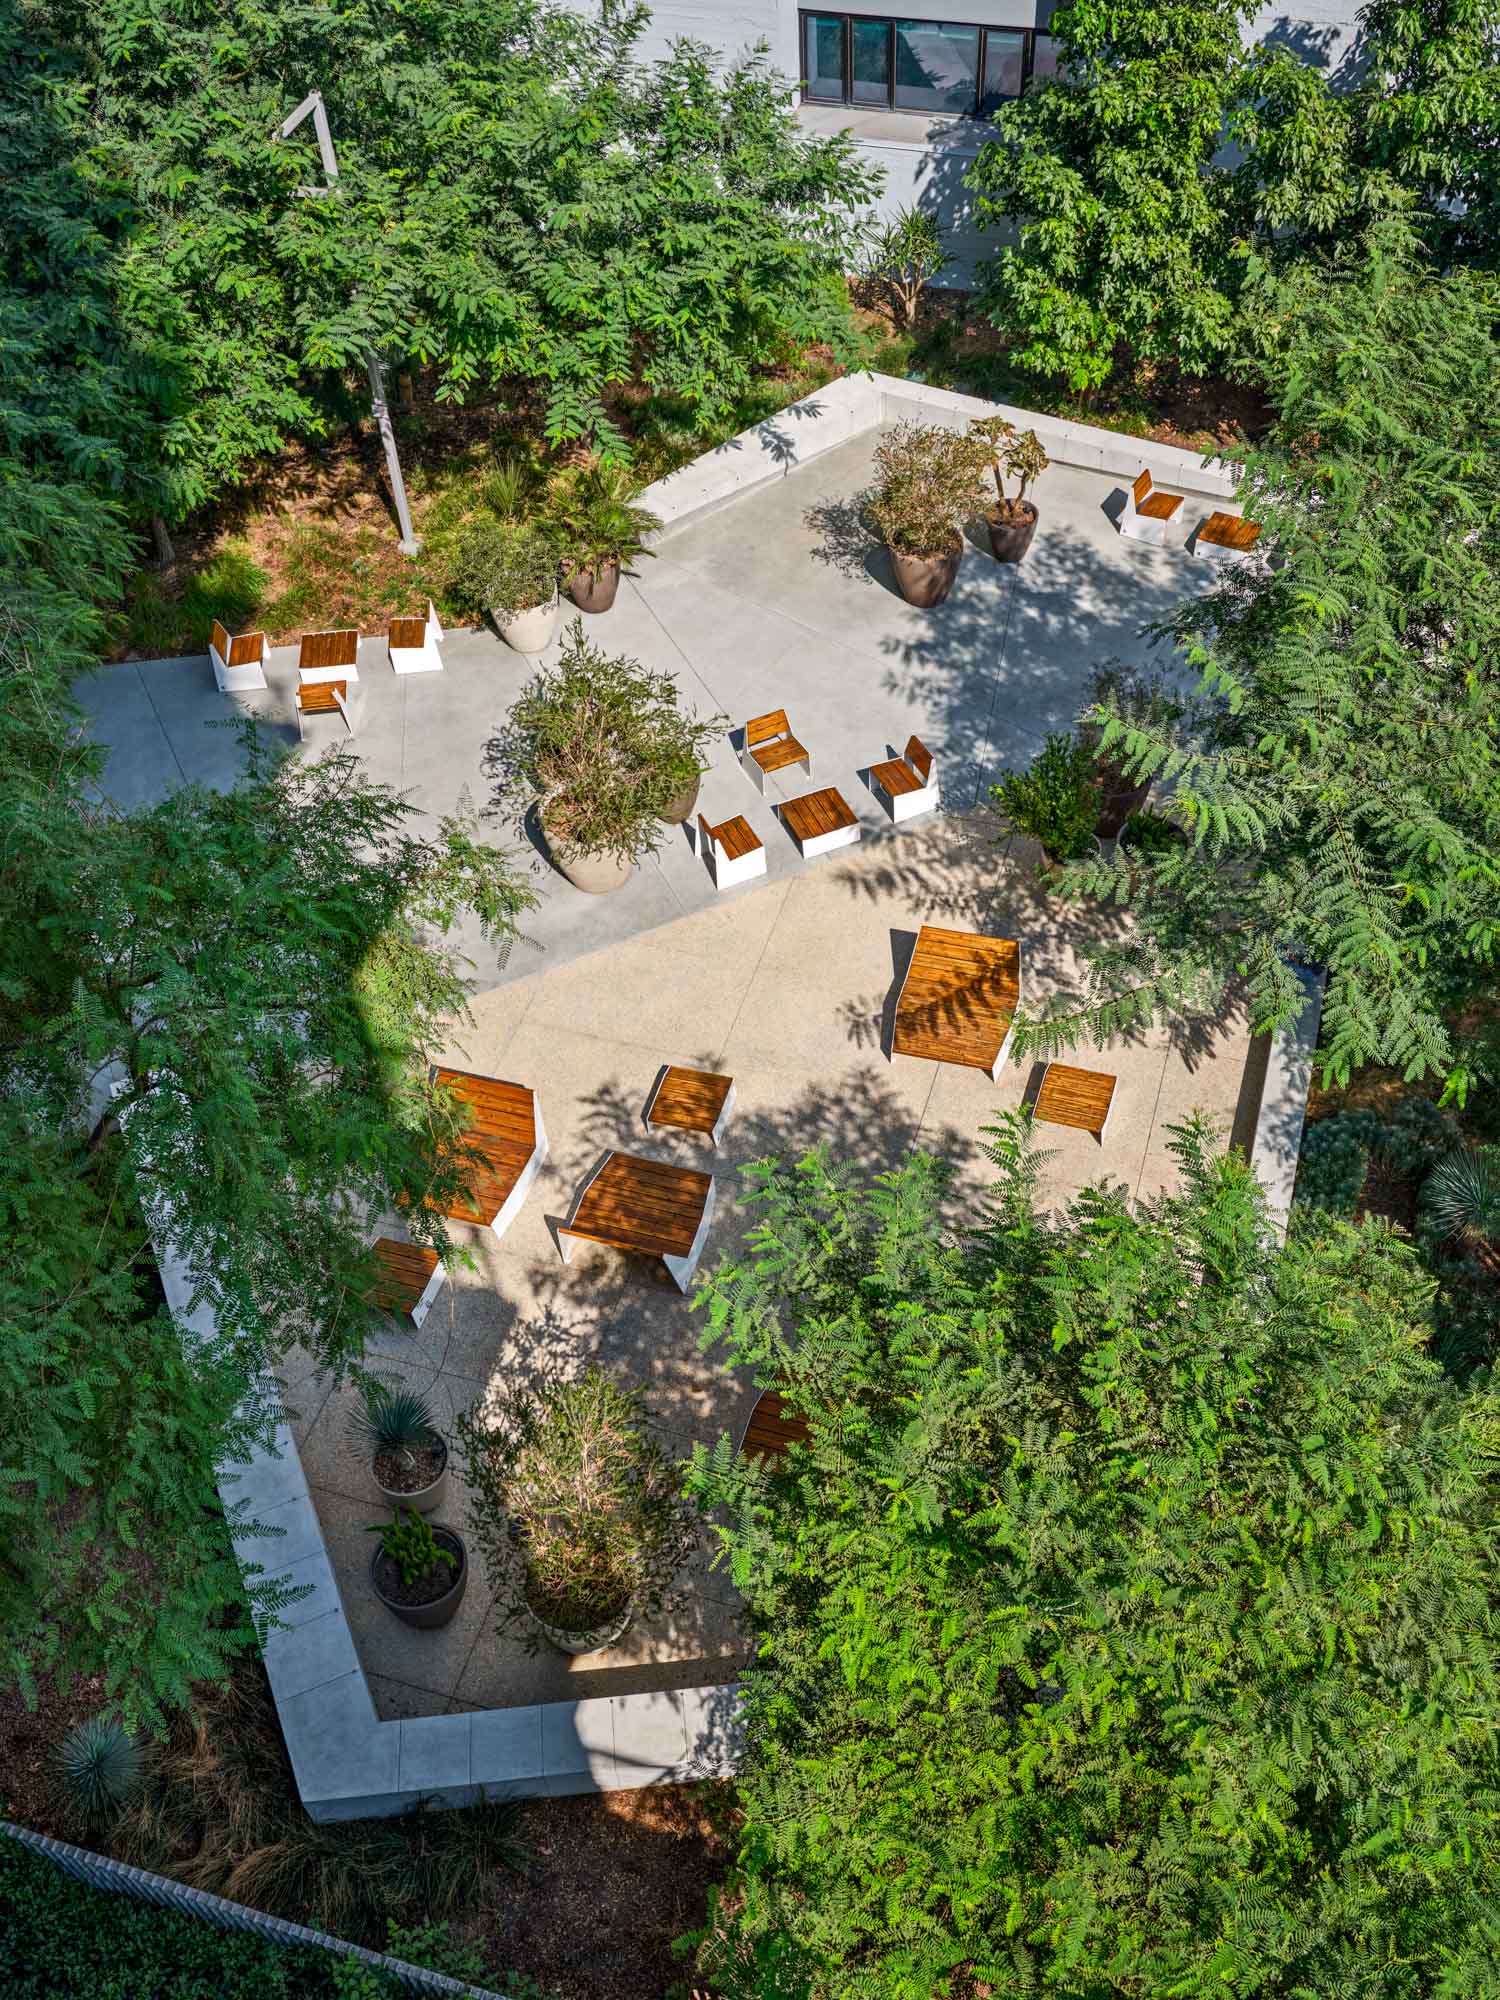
left=367, top=1239, right=447, bottom=1328
left=779, top=786, right=860, bottom=858
left=1032, top=1063, right=1116, bottom=1143
left=645, top=1065, right=736, bottom=1146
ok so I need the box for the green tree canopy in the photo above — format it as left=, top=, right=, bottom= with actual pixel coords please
left=688, top=1120, right=1500, bottom=1997
left=1028, top=222, right=1500, bottom=1091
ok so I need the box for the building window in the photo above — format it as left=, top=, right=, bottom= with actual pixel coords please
left=798, top=13, right=1058, bottom=117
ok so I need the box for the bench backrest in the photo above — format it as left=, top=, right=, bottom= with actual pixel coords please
left=905, top=735, right=933, bottom=783
left=388, top=616, right=426, bottom=650
left=1131, top=470, right=1153, bottom=508
left=297, top=679, right=347, bottom=715
left=746, top=709, right=789, bottom=748
left=210, top=619, right=230, bottom=659
left=299, top=628, right=359, bottom=671
left=226, top=630, right=265, bottom=666
left=697, top=812, right=716, bottom=851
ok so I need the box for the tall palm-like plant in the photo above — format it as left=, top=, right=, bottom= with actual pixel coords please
left=1422, top=1148, right=1500, bottom=1255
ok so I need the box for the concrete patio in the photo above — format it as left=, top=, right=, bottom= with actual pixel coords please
left=283, top=810, right=1256, bottom=1723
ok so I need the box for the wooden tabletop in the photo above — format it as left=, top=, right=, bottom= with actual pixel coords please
left=1034, top=1062, right=1116, bottom=1137
left=564, top=1151, right=712, bottom=1261
left=893, top=925, right=1020, bottom=1073
left=1200, top=510, right=1261, bottom=550
left=648, top=1065, right=734, bottom=1137
left=741, top=1388, right=811, bottom=1462
left=431, top=1068, right=537, bottom=1223
left=781, top=786, right=856, bottom=844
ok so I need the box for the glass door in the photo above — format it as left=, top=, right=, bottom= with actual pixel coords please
left=804, top=13, right=847, bottom=100
left=851, top=19, right=892, bottom=105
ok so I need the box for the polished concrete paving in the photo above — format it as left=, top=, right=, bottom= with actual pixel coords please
left=77, top=434, right=1200, bottom=993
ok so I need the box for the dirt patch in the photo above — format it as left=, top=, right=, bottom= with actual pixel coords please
left=0, top=1669, right=107, bottom=1838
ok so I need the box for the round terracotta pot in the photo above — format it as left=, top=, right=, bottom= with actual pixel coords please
left=369, top=1526, right=468, bottom=1632
left=372, top=1439, right=448, bottom=1519
left=889, top=539, right=961, bottom=608
left=987, top=503, right=1039, bottom=565
left=566, top=561, right=621, bottom=614
left=526, top=1593, right=634, bottom=1657
left=664, top=773, right=701, bottom=825
left=496, top=593, right=560, bottom=655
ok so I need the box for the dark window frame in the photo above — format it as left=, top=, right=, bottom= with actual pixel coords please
left=797, top=10, right=1058, bottom=117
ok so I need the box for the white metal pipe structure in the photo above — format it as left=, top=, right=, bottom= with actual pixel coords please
left=274, top=91, right=421, bottom=557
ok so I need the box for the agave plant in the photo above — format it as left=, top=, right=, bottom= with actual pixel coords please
left=1422, top=1147, right=1500, bottom=1250
left=58, top=1716, right=145, bottom=1822
left=347, top=1384, right=441, bottom=1473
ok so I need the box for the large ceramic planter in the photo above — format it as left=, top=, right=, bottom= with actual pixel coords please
left=369, top=1526, right=468, bottom=1631
left=526, top=1593, right=634, bottom=1657
left=664, top=773, right=701, bottom=825
left=987, top=503, right=1039, bottom=565
left=566, top=561, right=620, bottom=615
left=495, top=593, right=560, bottom=655
left=540, top=814, right=634, bottom=894
left=1038, top=832, right=1104, bottom=889
left=372, top=1438, right=448, bottom=1519
left=890, top=539, right=961, bottom=609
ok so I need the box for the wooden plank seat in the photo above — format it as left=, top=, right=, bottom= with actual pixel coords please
left=1032, top=1062, right=1116, bottom=1143
left=366, top=1238, right=447, bottom=1328
left=1193, top=510, right=1263, bottom=562
left=779, top=785, right=860, bottom=859
left=208, top=619, right=269, bottom=694
left=644, top=1064, right=736, bottom=1146
left=1120, top=469, right=1185, bottom=546
left=558, top=1150, right=716, bottom=1295
left=295, top=677, right=354, bottom=740
left=388, top=598, right=444, bottom=674
left=740, top=1388, right=810, bottom=1462
left=869, top=735, right=939, bottom=823
left=430, top=1066, right=548, bottom=1242
left=741, top=710, right=811, bottom=794
left=298, top=626, right=361, bottom=684
left=697, top=811, right=766, bottom=891
left=891, top=924, right=1021, bottom=1081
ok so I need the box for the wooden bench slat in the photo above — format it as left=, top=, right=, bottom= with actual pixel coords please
left=1034, top=1062, right=1116, bottom=1137
left=366, top=1238, right=440, bottom=1312
left=566, top=1151, right=710, bottom=1260
left=742, top=1388, right=810, bottom=1461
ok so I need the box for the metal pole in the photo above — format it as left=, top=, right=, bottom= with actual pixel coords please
left=274, top=92, right=421, bottom=557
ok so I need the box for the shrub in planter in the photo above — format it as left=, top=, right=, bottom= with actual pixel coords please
left=992, top=733, right=1099, bottom=868
left=552, top=464, right=661, bottom=614
left=486, top=621, right=727, bottom=892
left=447, top=519, right=559, bottom=653
left=347, top=1384, right=448, bottom=1514
left=455, top=1367, right=696, bottom=1654
left=1118, top=809, right=1186, bottom=857
left=1082, top=663, right=1191, bottom=836
left=366, top=1507, right=467, bottom=1630
left=868, top=419, right=988, bottom=607
left=969, top=414, right=1048, bottom=563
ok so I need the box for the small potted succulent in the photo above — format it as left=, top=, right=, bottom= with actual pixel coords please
left=992, top=732, right=1101, bottom=876
left=970, top=415, right=1048, bottom=564
left=553, top=464, right=661, bottom=615
left=448, top=518, right=560, bottom=654
left=868, top=420, right=987, bottom=608
left=456, top=1368, right=695, bottom=1656
left=348, top=1384, right=449, bottom=1516
left=486, top=621, right=726, bottom=893
left=366, top=1507, right=468, bottom=1631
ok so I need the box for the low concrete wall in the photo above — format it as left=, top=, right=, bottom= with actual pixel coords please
left=1245, top=966, right=1327, bottom=1238
left=641, top=369, right=1240, bottom=532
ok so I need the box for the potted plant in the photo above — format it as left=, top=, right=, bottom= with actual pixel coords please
left=992, top=732, right=1100, bottom=874
left=970, top=415, right=1048, bottom=564
left=455, top=1368, right=695, bottom=1656
left=868, top=420, right=987, bottom=607
left=348, top=1383, right=449, bottom=1516
left=553, top=465, right=661, bottom=615
left=366, top=1507, right=468, bottom=1631
left=448, top=518, right=559, bottom=654
left=1081, top=664, right=1186, bottom=837
left=487, top=621, right=727, bottom=893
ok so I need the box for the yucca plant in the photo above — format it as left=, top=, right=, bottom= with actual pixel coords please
left=347, top=1384, right=441, bottom=1476
left=1422, top=1147, right=1500, bottom=1251
left=58, top=1716, right=145, bottom=1823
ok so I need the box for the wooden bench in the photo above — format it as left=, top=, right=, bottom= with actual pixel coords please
left=644, top=1065, right=736, bottom=1146
left=388, top=599, right=444, bottom=675
left=740, top=1388, right=810, bottom=1462
left=1120, top=469, right=1184, bottom=547
left=558, top=1150, right=716, bottom=1294
left=696, top=812, right=766, bottom=891
left=366, top=1238, right=447, bottom=1327
left=892, top=924, right=1021, bottom=1080
left=1032, top=1062, right=1116, bottom=1143
left=298, top=627, right=362, bottom=685
left=295, top=677, right=354, bottom=740
left=430, top=1067, right=548, bottom=1241
left=741, top=710, right=811, bottom=794
left=209, top=620, right=269, bottom=694
left=779, top=785, right=860, bottom=859
left=869, top=735, right=939, bottom=823
left=1193, top=510, right=1262, bottom=563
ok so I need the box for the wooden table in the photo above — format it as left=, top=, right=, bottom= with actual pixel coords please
left=741, top=1388, right=811, bottom=1462
left=367, top=1239, right=447, bottom=1328
left=779, top=785, right=861, bottom=858
left=1033, top=1062, right=1116, bottom=1142
left=1196, top=510, right=1262, bottom=557
left=645, top=1065, right=736, bottom=1145
left=558, top=1150, right=716, bottom=1294
left=892, top=924, right=1021, bottom=1080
